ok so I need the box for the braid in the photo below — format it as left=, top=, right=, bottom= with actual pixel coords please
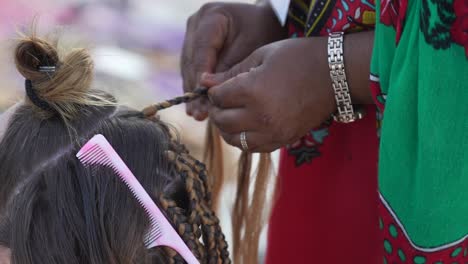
left=164, top=247, right=186, bottom=264
left=177, top=153, right=212, bottom=205
left=177, top=153, right=230, bottom=263
left=142, top=88, right=207, bottom=117
left=159, top=196, right=206, bottom=263
left=166, top=148, right=231, bottom=264
left=141, top=89, right=231, bottom=263
left=167, top=151, right=217, bottom=260
left=179, top=153, right=230, bottom=264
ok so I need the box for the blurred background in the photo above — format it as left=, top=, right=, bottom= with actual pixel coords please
left=0, top=0, right=275, bottom=262
left=0, top=0, right=251, bottom=158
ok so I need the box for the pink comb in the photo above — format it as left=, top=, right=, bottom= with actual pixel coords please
left=76, top=134, right=200, bottom=264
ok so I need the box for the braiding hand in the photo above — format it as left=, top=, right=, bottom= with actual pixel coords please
left=181, top=2, right=285, bottom=121
left=201, top=38, right=337, bottom=153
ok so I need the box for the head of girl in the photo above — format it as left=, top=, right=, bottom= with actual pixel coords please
left=0, top=33, right=230, bottom=264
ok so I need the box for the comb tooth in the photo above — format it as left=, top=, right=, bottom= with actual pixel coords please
left=144, top=233, right=160, bottom=245
left=142, top=213, right=163, bottom=246
left=144, top=225, right=163, bottom=246
left=153, top=229, right=163, bottom=238
left=77, top=144, right=97, bottom=160
left=145, top=226, right=161, bottom=239
left=90, top=150, right=107, bottom=163
left=87, top=151, right=107, bottom=165
left=127, top=187, right=164, bottom=241
left=81, top=149, right=102, bottom=164
left=78, top=145, right=100, bottom=161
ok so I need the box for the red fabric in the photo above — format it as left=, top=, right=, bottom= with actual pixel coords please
left=450, top=0, right=468, bottom=57
left=265, top=105, right=380, bottom=263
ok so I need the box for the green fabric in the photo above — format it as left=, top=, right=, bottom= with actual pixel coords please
left=372, top=0, right=468, bottom=248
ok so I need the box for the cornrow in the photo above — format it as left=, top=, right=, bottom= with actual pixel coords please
left=142, top=88, right=208, bottom=117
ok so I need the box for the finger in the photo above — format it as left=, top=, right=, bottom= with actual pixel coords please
left=192, top=97, right=211, bottom=121
left=192, top=13, right=229, bottom=75
left=200, top=72, right=218, bottom=88
left=251, top=142, right=284, bottom=153
left=219, top=131, right=282, bottom=153
left=181, top=10, right=228, bottom=90
left=185, top=76, right=210, bottom=119
left=182, top=13, right=229, bottom=119
left=181, top=14, right=198, bottom=93
left=214, top=41, right=254, bottom=73
left=207, top=72, right=251, bottom=108
left=201, top=50, right=264, bottom=87
left=209, top=107, right=258, bottom=134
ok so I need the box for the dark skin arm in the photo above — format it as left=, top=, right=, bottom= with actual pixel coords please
left=201, top=30, right=375, bottom=152
left=343, top=31, right=375, bottom=104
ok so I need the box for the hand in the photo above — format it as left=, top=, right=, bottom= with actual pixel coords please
left=181, top=2, right=286, bottom=121
left=201, top=38, right=337, bottom=152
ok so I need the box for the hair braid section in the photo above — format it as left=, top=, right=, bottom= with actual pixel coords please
left=158, top=196, right=206, bottom=263
left=166, top=147, right=231, bottom=264
left=177, top=153, right=230, bottom=263
left=167, top=151, right=220, bottom=263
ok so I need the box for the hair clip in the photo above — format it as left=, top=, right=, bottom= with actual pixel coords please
left=38, top=66, right=56, bottom=73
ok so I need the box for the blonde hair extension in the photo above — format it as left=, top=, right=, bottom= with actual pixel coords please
left=205, top=122, right=274, bottom=264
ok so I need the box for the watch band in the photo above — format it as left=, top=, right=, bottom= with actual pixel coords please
left=327, top=32, right=363, bottom=123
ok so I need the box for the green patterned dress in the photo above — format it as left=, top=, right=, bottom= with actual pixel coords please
left=370, top=0, right=468, bottom=262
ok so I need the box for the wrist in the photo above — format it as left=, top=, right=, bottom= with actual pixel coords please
left=305, top=37, right=339, bottom=115
left=327, top=32, right=366, bottom=123
left=303, top=32, right=375, bottom=108
left=293, top=37, right=338, bottom=124
left=304, top=31, right=375, bottom=117
left=342, top=31, right=375, bottom=104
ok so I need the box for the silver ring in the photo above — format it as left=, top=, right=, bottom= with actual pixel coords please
left=240, top=131, right=249, bottom=151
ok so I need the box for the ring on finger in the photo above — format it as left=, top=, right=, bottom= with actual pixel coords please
left=240, top=131, right=249, bottom=151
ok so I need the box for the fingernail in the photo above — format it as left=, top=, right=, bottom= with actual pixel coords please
left=201, top=72, right=214, bottom=79
left=193, top=110, right=201, bottom=119
left=201, top=72, right=215, bottom=83
left=194, top=111, right=208, bottom=121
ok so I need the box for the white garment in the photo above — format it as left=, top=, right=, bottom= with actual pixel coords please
left=269, top=0, right=290, bottom=26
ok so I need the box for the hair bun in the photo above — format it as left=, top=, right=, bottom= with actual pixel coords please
left=15, top=37, right=60, bottom=82
left=14, top=35, right=103, bottom=120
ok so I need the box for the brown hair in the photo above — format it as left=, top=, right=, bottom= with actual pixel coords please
left=205, top=126, right=274, bottom=264
left=14, top=33, right=112, bottom=120
left=0, top=33, right=230, bottom=263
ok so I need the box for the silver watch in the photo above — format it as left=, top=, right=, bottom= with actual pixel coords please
left=327, top=32, right=363, bottom=123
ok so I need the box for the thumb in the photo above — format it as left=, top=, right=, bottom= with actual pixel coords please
left=200, top=50, right=264, bottom=87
